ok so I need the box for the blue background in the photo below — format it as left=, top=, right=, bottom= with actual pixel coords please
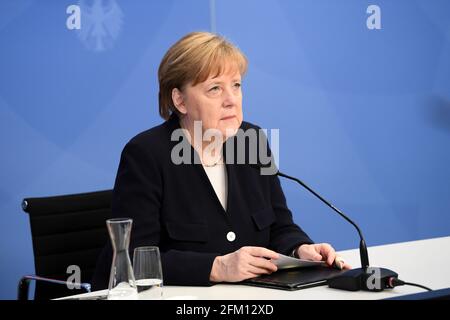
left=1, top=0, right=449, bottom=299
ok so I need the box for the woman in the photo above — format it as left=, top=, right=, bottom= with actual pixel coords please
left=93, top=32, right=349, bottom=289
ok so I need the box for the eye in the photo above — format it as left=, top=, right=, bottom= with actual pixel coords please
left=234, top=82, right=241, bottom=89
left=209, top=86, right=220, bottom=92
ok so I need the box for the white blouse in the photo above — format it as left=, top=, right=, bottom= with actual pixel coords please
left=202, top=163, right=228, bottom=211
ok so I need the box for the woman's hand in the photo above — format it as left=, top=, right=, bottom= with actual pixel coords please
left=209, top=246, right=279, bottom=282
left=297, top=243, right=352, bottom=270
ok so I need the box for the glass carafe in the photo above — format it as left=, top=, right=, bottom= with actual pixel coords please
left=106, top=218, right=138, bottom=300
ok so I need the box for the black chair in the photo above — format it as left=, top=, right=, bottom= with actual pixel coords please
left=19, top=190, right=113, bottom=300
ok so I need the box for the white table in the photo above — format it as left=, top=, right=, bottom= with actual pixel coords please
left=58, top=236, right=450, bottom=300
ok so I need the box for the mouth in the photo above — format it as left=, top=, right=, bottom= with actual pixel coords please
left=221, top=115, right=236, bottom=120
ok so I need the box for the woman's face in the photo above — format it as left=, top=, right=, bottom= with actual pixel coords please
left=174, top=68, right=243, bottom=140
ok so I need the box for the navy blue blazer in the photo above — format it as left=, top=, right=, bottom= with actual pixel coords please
left=92, top=114, right=313, bottom=289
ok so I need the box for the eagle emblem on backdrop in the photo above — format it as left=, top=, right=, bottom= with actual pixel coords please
left=77, top=0, right=123, bottom=52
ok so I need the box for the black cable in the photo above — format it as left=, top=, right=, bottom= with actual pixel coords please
left=401, top=281, right=432, bottom=292
left=388, top=277, right=432, bottom=292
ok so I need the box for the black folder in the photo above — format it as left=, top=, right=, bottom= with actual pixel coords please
left=242, top=266, right=346, bottom=291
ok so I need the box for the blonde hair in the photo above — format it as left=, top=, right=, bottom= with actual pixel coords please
left=158, top=32, right=248, bottom=120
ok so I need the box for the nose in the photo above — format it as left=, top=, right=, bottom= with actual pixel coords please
left=222, top=87, right=239, bottom=108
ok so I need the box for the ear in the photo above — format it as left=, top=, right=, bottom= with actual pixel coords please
left=172, top=88, right=187, bottom=115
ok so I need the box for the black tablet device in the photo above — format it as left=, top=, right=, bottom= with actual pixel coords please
left=242, top=266, right=346, bottom=291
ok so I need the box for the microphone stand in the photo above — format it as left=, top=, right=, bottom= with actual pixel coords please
left=272, top=169, right=398, bottom=291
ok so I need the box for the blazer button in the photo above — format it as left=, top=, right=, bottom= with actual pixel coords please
left=226, top=231, right=236, bottom=242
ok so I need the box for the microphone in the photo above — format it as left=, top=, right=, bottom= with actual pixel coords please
left=251, top=163, right=399, bottom=291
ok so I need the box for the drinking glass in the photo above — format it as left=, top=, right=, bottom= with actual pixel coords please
left=133, top=246, right=163, bottom=299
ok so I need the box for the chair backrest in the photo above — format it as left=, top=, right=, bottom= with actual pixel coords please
left=22, top=190, right=112, bottom=300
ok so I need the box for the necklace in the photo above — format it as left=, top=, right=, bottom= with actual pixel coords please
left=202, top=153, right=223, bottom=167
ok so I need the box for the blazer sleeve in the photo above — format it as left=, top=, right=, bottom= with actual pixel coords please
left=111, top=140, right=218, bottom=286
